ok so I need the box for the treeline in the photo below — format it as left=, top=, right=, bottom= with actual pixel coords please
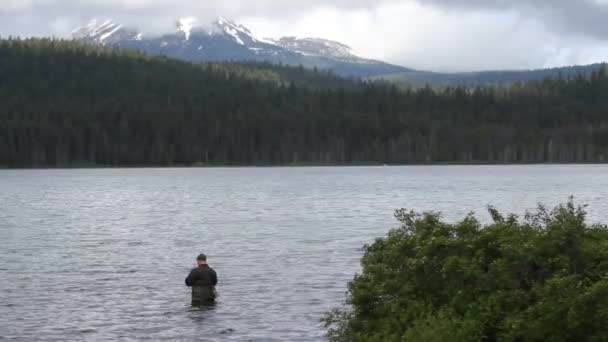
left=377, top=63, right=608, bottom=87
left=204, top=61, right=358, bottom=90
left=1, top=38, right=608, bottom=167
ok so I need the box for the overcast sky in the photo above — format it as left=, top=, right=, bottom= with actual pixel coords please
left=1, top=0, right=608, bottom=72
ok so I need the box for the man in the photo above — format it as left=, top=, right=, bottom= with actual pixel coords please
left=185, top=253, right=218, bottom=304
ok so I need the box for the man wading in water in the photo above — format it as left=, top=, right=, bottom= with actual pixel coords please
left=185, top=254, right=218, bottom=305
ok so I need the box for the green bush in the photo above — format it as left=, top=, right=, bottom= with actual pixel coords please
left=325, top=199, right=608, bottom=341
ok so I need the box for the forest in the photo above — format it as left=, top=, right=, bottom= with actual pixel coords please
left=1, top=38, right=608, bottom=167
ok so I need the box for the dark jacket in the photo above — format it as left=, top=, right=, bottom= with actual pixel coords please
left=185, top=265, right=218, bottom=302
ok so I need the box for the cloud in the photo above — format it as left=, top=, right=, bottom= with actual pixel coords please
left=0, top=0, right=385, bottom=17
left=415, top=0, right=608, bottom=40
left=241, top=1, right=608, bottom=71
left=0, top=0, right=392, bottom=36
left=0, top=0, right=607, bottom=71
left=4, top=0, right=606, bottom=40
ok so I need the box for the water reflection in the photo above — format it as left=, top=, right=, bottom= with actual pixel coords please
left=190, top=300, right=217, bottom=311
left=187, top=301, right=218, bottom=325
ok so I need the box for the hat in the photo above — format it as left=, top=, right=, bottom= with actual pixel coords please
left=196, top=253, right=207, bottom=261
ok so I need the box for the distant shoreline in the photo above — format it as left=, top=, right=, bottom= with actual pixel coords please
left=2, top=162, right=606, bottom=171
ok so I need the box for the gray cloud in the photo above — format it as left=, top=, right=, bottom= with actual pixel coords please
left=417, top=0, right=608, bottom=40
left=0, top=0, right=390, bottom=36
left=0, top=0, right=384, bottom=21
left=0, top=0, right=607, bottom=71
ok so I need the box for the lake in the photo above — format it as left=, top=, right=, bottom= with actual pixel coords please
left=1, top=166, right=607, bottom=341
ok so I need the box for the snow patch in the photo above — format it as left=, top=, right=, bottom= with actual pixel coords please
left=249, top=47, right=263, bottom=54
left=96, top=20, right=115, bottom=34
left=214, top=16, right=246, bottom=45
left=224, top=26, right=244, bottom=45
left=71, top=19, right=129, bottom=43
left=177, top=17, right=199, bottom=40
left=100, top=24, right=123, bottom=41
left=258, top=37, right=278, bottom=45
left=71, top=21, right=94, bottom=35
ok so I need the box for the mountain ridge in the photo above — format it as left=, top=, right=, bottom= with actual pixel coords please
left=373, top=63, right=608, bottom=87
left=71, top=17, right=607, bottom=85
left=72, top=17, right=410, bottom=78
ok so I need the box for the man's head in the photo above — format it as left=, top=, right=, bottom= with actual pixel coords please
left=196, top=253, right=207, bottom=266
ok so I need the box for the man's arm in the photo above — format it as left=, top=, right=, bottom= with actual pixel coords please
left=211, top=269, right=218, bottom=286
left=185, top=269, right=195, bottom=287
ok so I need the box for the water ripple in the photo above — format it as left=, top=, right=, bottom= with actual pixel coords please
left=1, top=165, right=607, bottom=341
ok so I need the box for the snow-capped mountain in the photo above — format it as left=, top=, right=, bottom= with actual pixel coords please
left=270, top=37, right=353, bottom=60
left=72, top=17, right=409, bottom=78
left=72, top=19, right=141, bottom=45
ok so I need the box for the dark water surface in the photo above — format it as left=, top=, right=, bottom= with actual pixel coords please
left=1, top=166, right=607, bottom=341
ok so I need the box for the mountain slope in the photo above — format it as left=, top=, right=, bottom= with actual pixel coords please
left=72, top=18, right=607, bottom=85
left=72, top=17, right=409, bottom=78
left=374, top=64, right=608, bottom=87
left=72, top=19, right=141, bottom=44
